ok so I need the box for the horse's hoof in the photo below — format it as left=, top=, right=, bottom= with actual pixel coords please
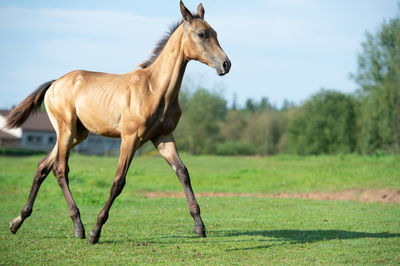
left=73, top=221, right=86, bottom=239
left=10, top=217, right=22, bottom=234
left=194, top=226, right=206, bottom=237
left=74, top=228, right=85, bottom=239
left=10, top=222, right=18, bottom=234
left=88, top=230, right=99, bottom=244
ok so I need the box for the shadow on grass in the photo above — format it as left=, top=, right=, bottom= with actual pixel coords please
left=212, top=229, right=400, bottom=251
left=47, top=229, right=399, bottom=248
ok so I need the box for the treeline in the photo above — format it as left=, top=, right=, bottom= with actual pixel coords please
left=174, top=90, right=289, bottom=155
left=171, top=12, right=400, bottom=156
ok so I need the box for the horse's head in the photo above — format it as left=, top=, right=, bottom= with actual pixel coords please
left=180, top=1, right=231, bottom=76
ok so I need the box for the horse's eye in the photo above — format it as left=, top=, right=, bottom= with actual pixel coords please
left=198, top=32, right=205, bottom=39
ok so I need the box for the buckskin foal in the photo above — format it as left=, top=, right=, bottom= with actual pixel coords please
left=6, top=1, right=231, bottom=244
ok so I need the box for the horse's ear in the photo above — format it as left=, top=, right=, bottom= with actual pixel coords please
left=180, top=0, right=193, bottom=21
left=197, top=3, right=205, bottom=19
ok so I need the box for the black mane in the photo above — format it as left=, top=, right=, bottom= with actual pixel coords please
left=139, top=15, right=202, bottom=68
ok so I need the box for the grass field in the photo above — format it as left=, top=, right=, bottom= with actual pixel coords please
left=0, top=154, right=399, bottom=264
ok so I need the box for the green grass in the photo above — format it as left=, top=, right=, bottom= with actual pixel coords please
left=0, top=154, right=399, bottom=264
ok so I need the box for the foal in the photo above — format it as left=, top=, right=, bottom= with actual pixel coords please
left=6, top=1, right=230, bottom=244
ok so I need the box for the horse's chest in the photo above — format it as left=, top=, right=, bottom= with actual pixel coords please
left=159, top=115, right=179, bottom=133
left=140, top=105, right=181, bottom=140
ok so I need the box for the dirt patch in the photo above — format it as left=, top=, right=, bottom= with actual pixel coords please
left=142, top=189, right=400, bottom=204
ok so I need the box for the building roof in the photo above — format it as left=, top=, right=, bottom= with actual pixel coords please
left=22, top=112, right=54, bottom=132
left=0, top=110, right=9, bottom=117
left=0, top=129, right=19, bottom=140
left=0, top=110, right=54, bottom=132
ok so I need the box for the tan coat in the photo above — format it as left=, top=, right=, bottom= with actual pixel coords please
left=7, top=1, right=230, bottom=244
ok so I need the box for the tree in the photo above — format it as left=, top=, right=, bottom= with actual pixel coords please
left=244, top=97, right=275, bottom=114
left=175, top=88, right=227, bottom=154
left=219, top=109, right=247, bottom=142
left=245, top=99, right=256, bottom=113
left=287, top=90, right=357, bottom=155
left=352, top=13, right=400, bottom=154
left=241, top=110, right=287, bottom=155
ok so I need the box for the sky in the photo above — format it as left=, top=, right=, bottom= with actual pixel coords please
left=0, top=0, right=398, bottom=109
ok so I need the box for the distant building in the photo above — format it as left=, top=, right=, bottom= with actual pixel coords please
left=0, top=129, right=20, bottom=148
left=19, top=111, right=57, bottom=151
left=0, top=110, right=23, bottom=148
left=0, top=110, right=122, bottom=156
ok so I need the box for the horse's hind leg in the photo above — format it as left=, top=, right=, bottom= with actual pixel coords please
left=10, top=147, right=57, bottom=234
left=52, top=121, right=88, bottom=239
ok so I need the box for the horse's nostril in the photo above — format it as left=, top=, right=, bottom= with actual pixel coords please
left=223, top=60, right=228, bottom=71
left=222, top=59, right=231, bottom=73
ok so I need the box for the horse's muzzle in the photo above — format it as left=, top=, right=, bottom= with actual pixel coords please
left=217, top=58, right=231, bottom=76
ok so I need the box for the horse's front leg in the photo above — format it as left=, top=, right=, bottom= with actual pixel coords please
left=88, top=134, right=138, bottom=244
left=153, top=134, right=206, bottom=237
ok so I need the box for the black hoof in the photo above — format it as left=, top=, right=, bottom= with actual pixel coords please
left=194, top=226, right=206, bottom=237
left=88, top=230, right=99, bottom=244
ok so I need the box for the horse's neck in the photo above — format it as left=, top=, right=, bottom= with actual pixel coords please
left=147, top=26, right=187, bottom=106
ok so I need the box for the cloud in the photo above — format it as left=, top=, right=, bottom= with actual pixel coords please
left=0, top=6, right=179, bottom=73
left=0, top=6, right=171, bottom=37
left=210, top=13, right=360, bottom=56
left=0, top=1, right=398, bottom=109
left=268, top=0, right=315, bottom=8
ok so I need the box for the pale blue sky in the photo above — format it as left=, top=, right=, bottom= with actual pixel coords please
left=0, top=0, right=398, bottom=109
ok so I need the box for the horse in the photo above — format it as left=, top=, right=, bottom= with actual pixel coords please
left=5, top=1, right=231, bottom=244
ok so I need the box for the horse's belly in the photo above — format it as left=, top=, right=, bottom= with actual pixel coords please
left=76, top=107, right=121, bottom=138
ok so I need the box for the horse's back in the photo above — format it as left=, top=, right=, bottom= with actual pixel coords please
left=44, top=70, right=133, bottom=138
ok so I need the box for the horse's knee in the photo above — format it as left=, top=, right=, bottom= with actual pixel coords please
left=52, top=159, right=69, bottom=178
left=52, top=167, right=64, bottom=180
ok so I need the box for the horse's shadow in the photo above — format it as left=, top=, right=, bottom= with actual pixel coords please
left=210, top=229, right=400, bottom=251
left=93, top=229, right=400, bottom=248
left=213, top=229, right=399, bottom=242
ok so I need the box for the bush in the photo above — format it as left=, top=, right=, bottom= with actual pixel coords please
left=215, top=141, right=256, bottom=156
left=287, top=90, right=357, bottom=155
left=0, top=147, right=46, bottom=156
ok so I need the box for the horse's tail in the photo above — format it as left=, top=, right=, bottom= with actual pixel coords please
left=5, top=80, right=55, bottom=129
